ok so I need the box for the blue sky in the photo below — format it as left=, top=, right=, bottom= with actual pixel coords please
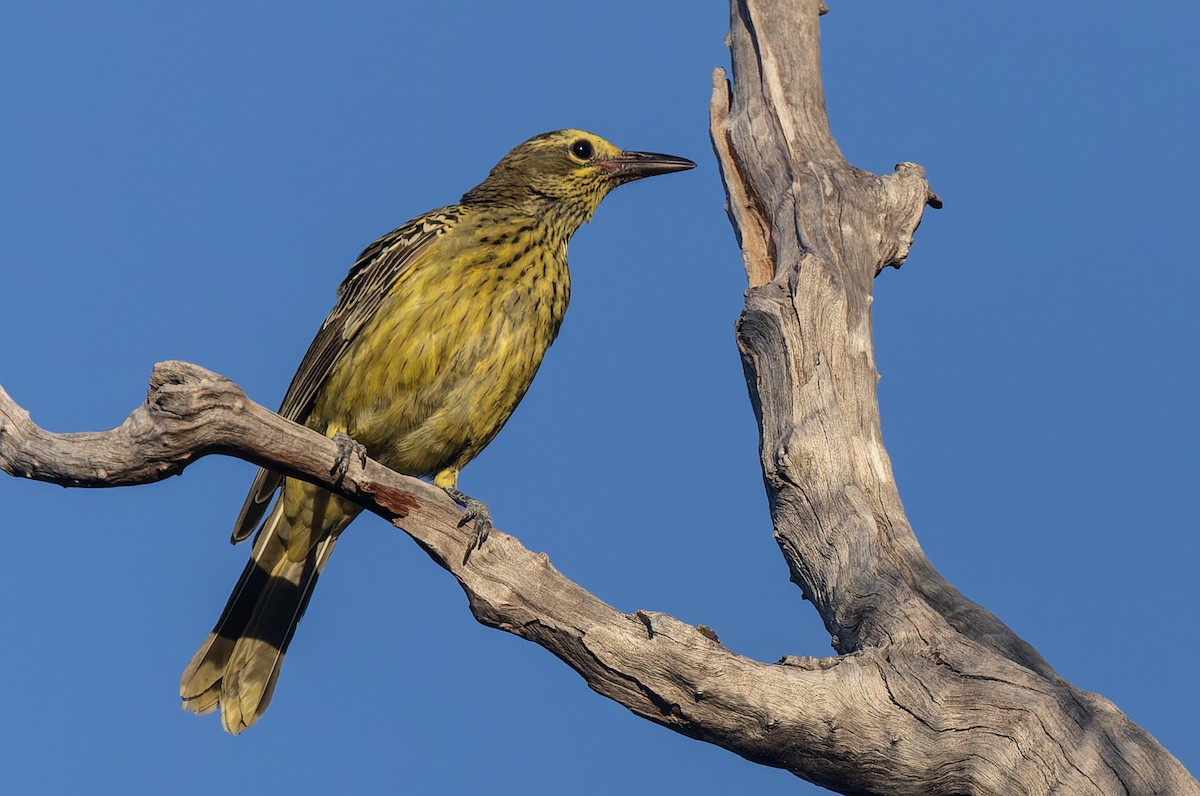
left=2, top=2, right=1197, bottom=793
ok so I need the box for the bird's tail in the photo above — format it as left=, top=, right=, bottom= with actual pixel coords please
left=180, top=486, right=354, bottom=734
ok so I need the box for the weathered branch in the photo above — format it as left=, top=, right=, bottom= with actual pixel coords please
left=0, top=360, right=982, bottom=783
left=704, top=0, right=1197, bottom=793
left=1, top=350, right=1191, bottom=791
left=3, top=1, right=1195, bottom=793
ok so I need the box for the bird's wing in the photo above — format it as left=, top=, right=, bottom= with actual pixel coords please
left=231, top=205, right=466, bottom=543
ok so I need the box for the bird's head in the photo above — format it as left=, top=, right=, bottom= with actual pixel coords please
left=462, top=129, right=695, bottom=227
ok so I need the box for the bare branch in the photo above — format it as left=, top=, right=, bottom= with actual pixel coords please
left=0, top=361, right=940, bottom=784
left=704, top=0, right=1198, bottom=792
left=1, top=338, right=1192, bottom=792
left=3, top=1, right=1194, bottom=792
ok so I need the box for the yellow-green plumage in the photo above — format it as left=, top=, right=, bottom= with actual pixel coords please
left=178, top=129, right=693, bottom=733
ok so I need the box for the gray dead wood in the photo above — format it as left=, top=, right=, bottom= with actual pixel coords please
left=704, top=0, right=1198, bottom=793
left=0, top=1, right=1195, bottom=793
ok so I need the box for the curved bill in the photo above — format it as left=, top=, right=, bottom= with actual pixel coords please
left=600, top=151, right=697, bottom=182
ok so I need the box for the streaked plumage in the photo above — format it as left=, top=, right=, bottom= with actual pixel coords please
left=179, top=129, right=694, bottom=733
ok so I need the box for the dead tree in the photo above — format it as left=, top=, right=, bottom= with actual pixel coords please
left=0, top=1, right=1194, bottom=793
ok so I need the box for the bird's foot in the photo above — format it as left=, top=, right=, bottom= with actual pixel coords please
left=443, top=487, right=493, bottom=564
left=330, top=431, right=368, bottom=484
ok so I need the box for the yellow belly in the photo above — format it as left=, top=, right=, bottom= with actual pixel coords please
left=311, top=226, right=570, bottom=481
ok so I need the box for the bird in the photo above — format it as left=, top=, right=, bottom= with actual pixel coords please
left=178, top=129, right=695, bottom=733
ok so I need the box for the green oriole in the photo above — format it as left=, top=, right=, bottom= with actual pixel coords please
left=179, top=129, right=694, bottom=733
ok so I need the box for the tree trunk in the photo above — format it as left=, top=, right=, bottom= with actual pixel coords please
left=706, top=0, right=1197, bottom=792
left=0, top=1, right=1194, bottom=793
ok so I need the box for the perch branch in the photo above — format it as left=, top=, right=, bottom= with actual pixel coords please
left=3, top=0, right=1195, bottom=791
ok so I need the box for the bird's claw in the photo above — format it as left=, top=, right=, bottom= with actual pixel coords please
left=330, top=431, right=368, bottom=484
left=443, top=487, right=493, bottom=564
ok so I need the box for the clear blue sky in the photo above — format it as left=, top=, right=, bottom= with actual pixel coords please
left=2, top=2, right=1196, bottom=793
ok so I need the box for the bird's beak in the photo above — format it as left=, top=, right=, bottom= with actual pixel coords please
left=599, top=151, right=696, bottom=182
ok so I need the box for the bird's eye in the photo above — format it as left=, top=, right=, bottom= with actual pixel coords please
left=570, top=139, right=594, bottom=161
